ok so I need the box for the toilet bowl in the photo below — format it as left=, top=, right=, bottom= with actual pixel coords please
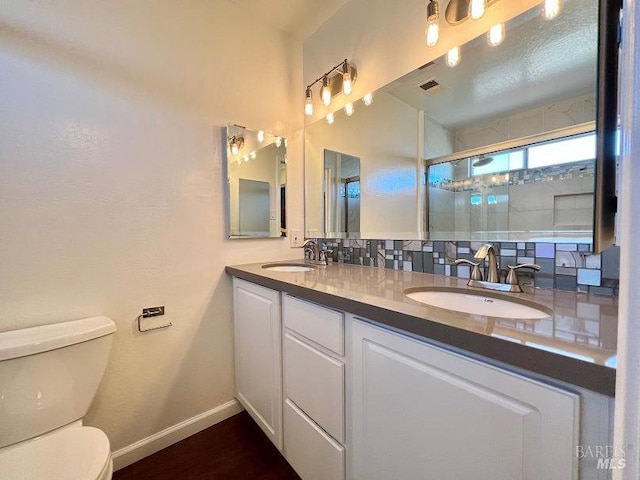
left=0, top=316, right=117, bottom=480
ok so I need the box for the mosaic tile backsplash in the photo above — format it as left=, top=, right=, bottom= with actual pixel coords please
left=314, top=239, right=620, bottom=297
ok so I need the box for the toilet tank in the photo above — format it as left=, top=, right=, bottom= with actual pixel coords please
left=0, top=316, right=116, bottom=448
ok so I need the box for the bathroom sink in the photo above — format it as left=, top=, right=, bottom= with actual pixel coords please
left=404, top=287, right=552, bottom=319
left=262, top=263, right=317, bottom=272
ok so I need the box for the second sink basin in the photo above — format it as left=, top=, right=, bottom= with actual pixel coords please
left=404, top=287, right=552, bottom=319
left=262, top=263, right=317, bottom=272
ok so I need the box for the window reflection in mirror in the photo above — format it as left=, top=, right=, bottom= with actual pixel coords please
left=428, top=130, right=596, bottom=242
left=324, top=149, right=360, bottom=236
left=226, top=124, right=287, bottom=239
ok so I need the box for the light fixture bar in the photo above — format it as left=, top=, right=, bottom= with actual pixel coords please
left=304, top=59, right=358, bottom=115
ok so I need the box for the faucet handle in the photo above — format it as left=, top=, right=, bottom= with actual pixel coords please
left=506, top=263, right=541, bottom=285
left=454, top=258, right=483, bottom=281
left=318, top=249, right=334, bottom=264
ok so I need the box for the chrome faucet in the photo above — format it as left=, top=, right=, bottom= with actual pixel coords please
left=454, top=243, right=541, bottom=293
left=474, top=244, right=500, bottom=283
left=301, top=239, right=330, bottom=266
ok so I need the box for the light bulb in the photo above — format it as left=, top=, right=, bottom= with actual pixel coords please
left=345, top=103, right=354, bottom=116
left=446, top=47, right=461, bottom=67
left=257, top=130, right=264, bottom=143
left=363, top=93, right=373, bottom=106
left=488, top=23, right=505, bottom=46
left=304, top=87, right=313, bottom=116
left=321, top=76, right=331, bottom=106
left=250, top=151, right=256, bottom=160
left=342, top=61, right=352, bottom=95
left=230, top=140, right=239, bottom=156
left=469, top=0, right=485, bottom=20
left=544, top=0, right=562, bottom=19
left=425, top=0, right=440, bottom=47
left=275, top=136, right=282, bottom=148
left=326, top=113, right=335, bottom=124
left=284, top=138, right=288, bottom=148
left=243, top=155, right=249, bottom=162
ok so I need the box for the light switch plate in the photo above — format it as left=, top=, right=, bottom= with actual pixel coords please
left=290, top=229, right=303, bottom=247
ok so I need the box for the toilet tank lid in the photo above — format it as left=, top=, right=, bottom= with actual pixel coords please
left=0, top=316, right=116, bottom=361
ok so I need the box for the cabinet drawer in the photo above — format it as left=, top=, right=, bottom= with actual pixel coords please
left=284, top=332, right=344, bottom=443
left=283, top=295, right=344, bottom=355
left=284, top=399, right=345, bottom=480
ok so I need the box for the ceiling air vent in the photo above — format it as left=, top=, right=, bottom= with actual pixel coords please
left=419, top=79, right=440, bottom=91
left=418, top=61, right=436, bottom=70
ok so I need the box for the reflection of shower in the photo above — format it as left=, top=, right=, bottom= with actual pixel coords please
left=472, top=154, right=494, bottom=167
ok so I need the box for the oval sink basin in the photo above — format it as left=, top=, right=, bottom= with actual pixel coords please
left=262, top=263, right=317, bottom=272
left=404, top=287, right=552, bottom=319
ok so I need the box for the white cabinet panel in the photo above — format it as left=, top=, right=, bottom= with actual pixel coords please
left=233, top=278, right=282, bottom=450
left=284, top=399, right=345, bottom=480
left=284, top=332, right=345, bottom=443
left=283, top=294, right=344, bottom=355
left=351, top=318, right=579, bottom=480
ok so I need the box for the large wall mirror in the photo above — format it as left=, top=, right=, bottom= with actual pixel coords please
left=304, top=0, right=619, bottom=250
left=225, top=124, right=287, bottom=239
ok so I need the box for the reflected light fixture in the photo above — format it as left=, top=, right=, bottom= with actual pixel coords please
left=275, top=136, right=282, bottom=148
left=305, top=87, right=314, bottom=116
left=326, top=113, right=335, bottom=124
left=243, top=155, right=249, bottom=162
left=446, top=46, right=461, bottom=67
left=544, top=0, right=562, bottom=20
left=229, top=135, right=244, bottom=155
left=488, top=23, right=505, bottom=46
left=304, top=59, right=357, bottom=115
left=250, top=151, right=256, bottom=160
left=425, top=0, right=440, bottom=47
left=363, top=92, right=373, bottom=106
left=469, top=0, right=485, bottom=19
left=257, top=130, right=265, bottom=143
left=345, top=102, right=354, bottom=116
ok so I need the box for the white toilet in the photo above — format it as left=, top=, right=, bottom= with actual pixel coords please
left=0, top=316, right=117, bottom=479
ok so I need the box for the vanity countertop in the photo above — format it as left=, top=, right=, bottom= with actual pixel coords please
left=226, top=261, right=618, bottom=396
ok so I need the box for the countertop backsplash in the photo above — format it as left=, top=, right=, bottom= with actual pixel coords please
left=314, top=239, right=620, bottom=297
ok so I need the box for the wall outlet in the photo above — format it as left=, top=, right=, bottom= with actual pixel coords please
left=290, top=229, right=303, bottom=247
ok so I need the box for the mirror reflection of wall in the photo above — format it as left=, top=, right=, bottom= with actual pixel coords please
left=226, top=124, right=287, bottom=239
left=323, top=150, right=360, bottom=236
left=305, top=92, right=421, bottom=239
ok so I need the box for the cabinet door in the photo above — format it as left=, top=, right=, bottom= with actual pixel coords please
left=233, top=278, right=282, bottom=450
left=350, top=318, right=579, bottom=480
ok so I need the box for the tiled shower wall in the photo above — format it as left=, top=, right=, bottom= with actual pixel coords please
left=315, top=239, right=620, bottom=297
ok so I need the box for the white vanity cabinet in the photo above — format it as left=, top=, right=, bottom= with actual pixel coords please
left=350, top=317, right=580, bottom=480
left=282, top=294, right=346, bottom=480
left=232, top=278, right=283, bottom=450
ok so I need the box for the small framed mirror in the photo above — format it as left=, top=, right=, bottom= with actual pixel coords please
left=224, top=124, right=287, bottom=239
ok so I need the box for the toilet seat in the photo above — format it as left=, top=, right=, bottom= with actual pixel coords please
left=0, top=425, right=112, bottom=480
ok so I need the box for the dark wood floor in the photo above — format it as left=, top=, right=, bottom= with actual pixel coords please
left=113, top=412, right=301, bottom=480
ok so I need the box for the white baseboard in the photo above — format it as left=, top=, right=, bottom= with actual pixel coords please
left=112, top=399, right=244, bottom=471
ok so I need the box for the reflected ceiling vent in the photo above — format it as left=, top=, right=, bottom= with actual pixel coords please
left=418, top=61, right=436, bottom=70
left=419, top=79, right=441, bottom=92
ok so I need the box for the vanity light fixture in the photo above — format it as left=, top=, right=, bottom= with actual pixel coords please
left=305, top=87, right=314, bottom=116
left=488, top=23, right=505, bottom=46
left=544, top=0, right=562, bottom=20
left=425, top=0, right=440, bottom=47
left=257, top=130, right=265, bottom=143
left=469, top=0, right=486, bottom=19
left=326, top=113, right=335, bottom=124
left=304, top=59, right=358, bottom=115
left=345, top=102, right=354, bottom=116
left=363, top=92, right=373, bottom=106
left=228, top=135, right=244, bottom=155
left=321, top=76, right=331, bottom=106
left=446, top=46, right=461, bottom=67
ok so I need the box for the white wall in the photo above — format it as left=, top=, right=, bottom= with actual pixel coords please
left=0, top=0, right=303, bottom=457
